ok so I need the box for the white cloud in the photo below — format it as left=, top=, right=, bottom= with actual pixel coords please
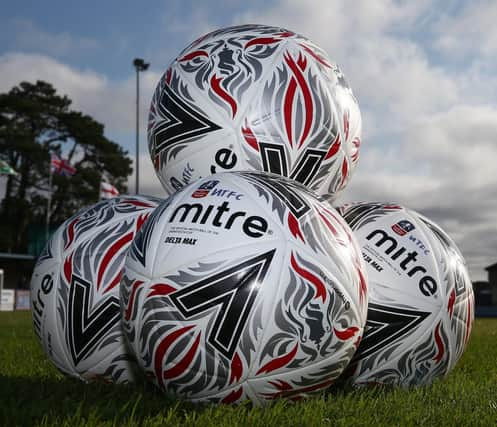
left=10, top=19, right=99, bottom=57
left=126, top=153, right=168, bottom=199
left=432, top=0, right=497, bottom=61
left=0, top=52, right=162, bottom=141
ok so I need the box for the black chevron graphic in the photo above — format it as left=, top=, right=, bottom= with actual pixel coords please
left=67, top=275, right=121, bottom=365
left=290, top=148, right=327, bottom=186
left=131, top=198, right=172, bottom=267
left=169, top=250, right=275, bottom=360
left=353, top=302, right=431, bottom=361
left=239, top=171, right=311, bottom=219
left=153, top=83, right=222, bottom=155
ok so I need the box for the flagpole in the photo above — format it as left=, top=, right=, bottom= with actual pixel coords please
left=45, top=167, right=53, bottom=242
left=97, top=151, right=102, bottom=203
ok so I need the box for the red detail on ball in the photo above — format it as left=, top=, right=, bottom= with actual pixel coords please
left=263, top=377, right=335, bottom=400
left=136, top=213, right=150, bottom=231
left=325, top=136, right=341, bottom=160
left=339, top=158, right=349, bottom=189
left=230, top=352, right=243, bottom=385
left=283, top=76, right=297, bottom=147
left=147, top=283, right=176, bottom=298
left=287, top=212, right=305, bottom=242
left=241, top=121, right=259, bottom=151
left=178, top=50, right=208, bottom=62
left=165, top=67, right=172, bottom=85
left=277, top=31, right=294, bottom=38
left=245, top=37, right=282, bottom=49
left=210, top=75, right=237, bottom=118
left=165, top=331, right=201, bottom=379
left=221, top=387, right=243, bottom=404
left=124, top=279, right=144, bottom=321
left=122, top=199, right=156, bottom=209
left=317, top=210, right=338, bottom=236
left=334, top=326, right=359, bottom=341
left=256, top=343, right=299, bottom=375
left=433, top=321, right=445, bottom=363
left=359, top=268, right=367, bottom=305
left=351, top=137, right=361, bottom=162
left=103, top=270, right=122, bottom=294
left=154, top=325, right=195, bottom=387
left=97, top=232, right=133, bottom=290
left=464, top=298, right=472, bottom=346
left=64, top=252, right=73, bottom=284
left=291, top=252, right=327, bottom=302
left=343, top=111, right=350, bottom=141
left=447, top=289, right=456, bottom=318
left=64, top=218, right=79, bottom=250
left=284, top=51, right=313, bottom=148
left=299, top=43, right=333, bottom=69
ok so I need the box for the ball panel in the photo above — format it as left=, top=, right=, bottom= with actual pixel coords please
left=153, top=128, right=239, bottom=195
left=147, top=174, right=287, bottom=277
left=31, top=227, right=76, bottom=377
left=243, top=244, right=363, bottom=401
left=239, top=36, right=352, bottom=199
left=338, top=202, right=474, bottom=386
left=148, top=24, right=362, bottom=199
left=119, top=268, right=154, bottom=364
left=341, top=203, right=444, bottom=308
left=248, top=355, right=350, bottom=403
left=123, top=171, right=367, bottom=404
left=416, top=212, right=475, bottom=372
left=30, top=196, right=161, bottom=383
left=125, top=195, right=176, bottom=279
left=128, top=243, right=285, bottom=401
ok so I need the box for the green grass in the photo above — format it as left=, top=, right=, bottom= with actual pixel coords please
left=1, top=312, right=496, bottom=427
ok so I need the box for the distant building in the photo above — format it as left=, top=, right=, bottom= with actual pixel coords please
left=473, top=262, right=497, bottom=317
left=485, top=262, right=497, bottom=303
left=473, top=280, right=492, bottom=306
left=0, top=252, right=36, bottom=290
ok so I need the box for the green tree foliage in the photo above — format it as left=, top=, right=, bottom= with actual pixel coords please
left=0, top=80, right=132, bottom=253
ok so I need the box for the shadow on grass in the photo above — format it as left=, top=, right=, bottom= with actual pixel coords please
left=0, top=374, right=208, bottom=425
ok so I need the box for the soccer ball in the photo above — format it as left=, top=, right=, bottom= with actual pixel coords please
left=30, top=195, right=161, bottom=383
left=148, top=24, right=361, bottom=200
left=121, top=171, right=367, bottom=404
left=337, top=202, right=474, bottom=386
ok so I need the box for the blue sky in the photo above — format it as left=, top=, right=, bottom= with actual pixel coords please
left=1, top=0, right=496, bottom=280
left=0, top=0, right=268, bottom=78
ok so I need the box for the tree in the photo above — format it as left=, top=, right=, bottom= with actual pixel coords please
left=0, top=80, right=133, bottom=253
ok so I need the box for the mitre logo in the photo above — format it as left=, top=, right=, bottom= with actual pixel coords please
left=169, top=200, right=268, bottom=238
left=365, top=228, right=438, bottom=297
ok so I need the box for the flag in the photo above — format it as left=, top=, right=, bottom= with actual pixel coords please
left=0, top=160, right=17, bottom=175
left=50, top=153, right=76, bottom=177
left=100, top=181, right=120, bottom=199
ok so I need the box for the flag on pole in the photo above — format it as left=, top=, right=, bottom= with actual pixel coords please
left=50, top=153, right=76, bottom=177
left=0, top=160, right=17, bottom=175
left=100, top=181, right=120, bottom=199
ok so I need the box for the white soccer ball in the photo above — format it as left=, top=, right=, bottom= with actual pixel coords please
left=121, top=171, right=367, bottom=404
left=30, top=195, right=161, bottom=383
left=148, top=24, right=362, bottom=200
left=338, top=202, right=475, bottom=386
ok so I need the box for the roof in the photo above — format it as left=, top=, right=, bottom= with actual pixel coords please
left=0, top=252, right=36, bottom=261
left=486, top=262, right=497, bottom=271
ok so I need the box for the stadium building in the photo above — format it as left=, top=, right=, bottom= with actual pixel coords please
left=473, top=262, right=497, bottom=317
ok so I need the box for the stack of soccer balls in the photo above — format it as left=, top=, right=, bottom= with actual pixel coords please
left=30, top=24, right=474, bottom=405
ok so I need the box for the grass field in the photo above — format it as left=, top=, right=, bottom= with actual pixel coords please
left=1, top=311, right=496, bottom=427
